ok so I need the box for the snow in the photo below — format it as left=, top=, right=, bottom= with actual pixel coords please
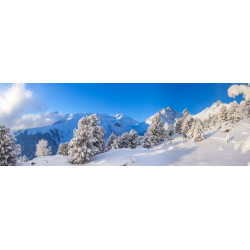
left=145, top=106, right=184, bottom=130
left=19, top=119, right=250, bottom=166
left=194, top=100, right=233, bottom=121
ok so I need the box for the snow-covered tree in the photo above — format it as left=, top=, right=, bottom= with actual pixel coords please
left=227, top=101, right=239, bottom=123
left=35, top=139, right=52, bottom=157
left=68, top=115, right=99, bottom=164
left=107, top=132, right=116, bottom=150
left=93, top=125, right=106, bottom=155
left=120, top=133, right=131, bottom=148
left=111, top=139, right=119, bottom=150
left=142, top=132, right=154, bottom=149
left=193, top=121, right=204, bottom=142
left=218, top=105, right=228, bottom=122
left=57, top=142, right=69, bottom=156
left=137, top=136, right=142, bottom=145
left=0, top=124, right=21, bottom=166
left=22, top=155, right=28, bottom=162
left=147, top=113, right=166, bottom=144
left=211, top=113, right=219, bottom=124
left=183, top=108, right=189, bottom=117
left=129, top=129, right=138, bottom=149
left=188, top=120, right=196, bottom=138
left=174, top=117, right=184, bottom=134
left=166, top=125, right=174, bottom=138
left=116, top=135, right=122, bottom=148
left=181, top=115, right=194, bottom=138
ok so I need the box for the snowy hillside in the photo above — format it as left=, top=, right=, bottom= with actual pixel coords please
left=145, top=106, right=185, bottom=130
left=194, top=100, right=233, bottom=121
left=19, top=119, right=250, bottom=166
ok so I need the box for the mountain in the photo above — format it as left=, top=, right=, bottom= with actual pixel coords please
left=193, top=100, right=233, bottom=120
left=145, top=106, right=186, bottom=130
left=14, top=112, right=149, bottom=160
left=14, top=107, right=187, bottom=160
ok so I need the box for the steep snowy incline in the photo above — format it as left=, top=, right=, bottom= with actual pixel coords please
left=145, top=106, right=185, bottom=130
left=193, top=100, right=233, bottom=121
left=19, top=119, right=250, bottom=166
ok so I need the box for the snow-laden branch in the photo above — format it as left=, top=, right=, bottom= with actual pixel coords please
left=228, top=84, right=250, bottom=101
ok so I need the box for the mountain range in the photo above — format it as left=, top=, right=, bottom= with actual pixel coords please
left=14, top=100, right=235, bottom=160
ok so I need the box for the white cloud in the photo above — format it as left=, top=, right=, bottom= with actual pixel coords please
left=0, top=83, right=65, bottom=130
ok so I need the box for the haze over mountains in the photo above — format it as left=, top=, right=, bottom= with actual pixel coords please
left=14, top=100, right=236, bottom=160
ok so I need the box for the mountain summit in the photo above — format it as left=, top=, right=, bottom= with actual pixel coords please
left=145, top=107, right=187, bottom=130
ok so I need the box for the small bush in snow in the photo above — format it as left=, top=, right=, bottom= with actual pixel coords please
left=22, top=155, right=28, bottom=162
left=234, top=141, right=244, bottom=151
left=131, top=157, right=136, bottom=163
left=30, top=161, right=36, bottom=165
left=225, top=133, right=230, bottom=143
left=222, top=128, right=230, bottom=133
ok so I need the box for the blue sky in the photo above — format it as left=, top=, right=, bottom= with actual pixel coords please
left=26, top=83, right=243, bottom=122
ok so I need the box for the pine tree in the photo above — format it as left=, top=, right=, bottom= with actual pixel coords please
left=111, top=139, right=119, bottom=150
left=129, top=129, right=138, bottom=149
left=234, top=106, right=242, bottom=122
left=116, top=135, right=122, bottom=148
left=142, top=132, right=154, bottom=149
left=93, top=125, right=106, bottom=155
left=188, top=120, right=197, bottom=138
left=107, top=132, right=116, bottom=150
left=120, top=133, right=131, bottom=148
left=193, top=121, right=204, bottom=142
left=166, top=125, right=174, bottom=138
left=227, top=101, right=239, bottom=123
left=147, top=113, right=166, bottom=144
left=183, top=108, right=189, bottom=117
left=57, top=142, right=69, bottom=156
left=218, top=105, right=228, bottom=122
left=0, top=124, right=21, bottom=166
left=35, top=139, right=52, bottom=157
left=68, top=115, right=99, bottom=164
left=174, top=117, right=185, bottom=134
left=22, top=155, right=28, bottom=162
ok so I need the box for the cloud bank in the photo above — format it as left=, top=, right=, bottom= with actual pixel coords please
left=0, top=83, right=65, bottom=130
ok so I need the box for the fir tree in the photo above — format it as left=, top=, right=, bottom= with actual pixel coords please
left=193, top=121, right=204, bottom=142
left=35, top=139, right=52, bottom=157
left=57, top=142, right=69, bottom=156
left=111, top=139, right=119, bottom=150
left=129, top=129, right=138, bottom=149
left=166, top=125, right=174, bottom=138
left=116, top=135, right=122, bottom=148
left=120, top=133, right=131, bottom=148
left=22, top=155, right=28, bottom=162
left=107, top=132, right=116, bottom=150
left=0, top=124, right=21, bottom=166
left=68, top=115, right=99, bottom=164
left=227, top=101, right=239, bottom=123
left=93, top=125, right=106, bottom=155
left=147, top=113, right=166, bottom=144
left=142, top=132, right=154, bottom=149
left=218, top=105, right=228, bottom=122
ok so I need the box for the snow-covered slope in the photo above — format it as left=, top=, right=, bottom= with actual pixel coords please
left=194, top=100, right=234, bottom=121
left=145, top=106, right=185, bottom=130
left=19, top=119, right=250, bottom=166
